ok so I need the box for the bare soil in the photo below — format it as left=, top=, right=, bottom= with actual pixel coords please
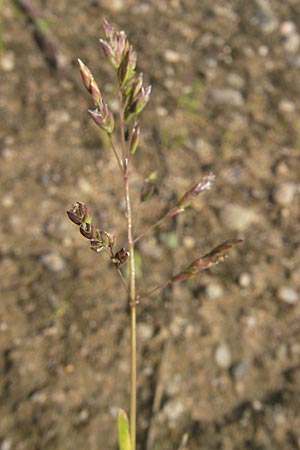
left=1, top=1, right=300, bottom=449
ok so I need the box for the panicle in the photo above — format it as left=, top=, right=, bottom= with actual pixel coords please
left=99, top=20, right=152, bottom=121
left=165, top=173, right=216, bottom=219
left=99, top=21, right=129, bottom=69
left=67, top=202, right=129, bottom=267
left=171, top=239, right=243, bottom=283
left=177, top=173, right=216, bottom=210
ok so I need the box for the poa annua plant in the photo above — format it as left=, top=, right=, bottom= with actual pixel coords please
left=67, top=20, right=242, bottom=450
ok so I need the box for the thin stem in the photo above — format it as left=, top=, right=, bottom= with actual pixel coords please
left=124, top=174, right=137, bottom=450
left=104, top=248, right=129, bottom=294
left=137, top=278, right=171, bottom=302
left=134, top=203, right=182, bottom=243
left=116, top=267, right=130, bottom=294
left=133, top=215, right=166, bottom=244
left=108, top=134, right=124, bottom=173
left=118, top=82, right=137, bottom=450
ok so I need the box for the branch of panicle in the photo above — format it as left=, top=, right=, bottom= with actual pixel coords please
left=134, top=172, right=216, bottom=243
left=138, top=238, right=243, bottom=301
left=66, top=201, right=129, bottom=271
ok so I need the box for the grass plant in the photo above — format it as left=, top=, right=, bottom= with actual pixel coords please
left=67, top=20, right=242, bottom=450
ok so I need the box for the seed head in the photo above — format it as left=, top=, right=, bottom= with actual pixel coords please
left=78, top=59, right=102, bottom=107
left=171, top=239, right=243, bottom=283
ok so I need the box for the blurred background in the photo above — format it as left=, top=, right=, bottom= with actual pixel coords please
left=1, top=0, right=300, bottom=449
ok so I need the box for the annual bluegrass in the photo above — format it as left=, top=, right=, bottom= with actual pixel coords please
left=67, top=20, right=242, bottom=450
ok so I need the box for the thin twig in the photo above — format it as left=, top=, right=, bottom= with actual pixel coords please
left=133, top=215, right=166, bottom=244
left=116, top=267, right=130, bottom=294
left=108, top=134, right=124, bottom=173
left=137, top=278, right=171, bottom=302
left=104, top=248, right=129, bottom=294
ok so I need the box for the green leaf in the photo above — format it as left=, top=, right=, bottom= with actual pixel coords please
left=117, top=409, right=131, bottom=450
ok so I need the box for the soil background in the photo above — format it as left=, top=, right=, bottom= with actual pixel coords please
left=1, top=1, right=300, bottom=449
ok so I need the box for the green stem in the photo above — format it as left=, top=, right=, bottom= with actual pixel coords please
left=124, top=174, right=137, bottom=450
left=117, top=83, right=137, bottom=450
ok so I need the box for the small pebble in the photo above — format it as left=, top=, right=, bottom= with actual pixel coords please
left=163, top=399, right=184, bottom=421
left=138, top=323, right=154, bottom=341
left=252, top=399, right=263, bottom=411
left=2, top=195, right=14, bottom=207
left=165, top=374, right=181, bottom=396
left=183, top=235, right=196, bottom=249
left=205, top=283, right=224, bottom=300
left=230, top=361, right=247, bottom=380
left=1, top=51, right=15, bottom=71
left=258, top=45, right=269, bottom=56
left=226, top=72, right=245, bottom=90
left=100, top=0, right=124, bottom=11
left=31, top=391, right=48, bottom=404
left=185, top=324, right=196, bottom=338
left=280, top=21, right=300, bottom=53
left=278, top=99, right=296, bottom=113
left=170, top=316, right=187, bottom=337
left=213, top=5, right=238, bottom=22
left=239, top=272, right=252, bottom=288
left=209, top=88, right=244, bottom=107
left=1, top=148, right=15, bottom=160
left=215, top=343, right=232, bottom=369
left=47, top=110, right=70, bottom=133
left=220, top=203, right=260, bottom=231
left=288, top=55, right=300, bottom=68
left=291, top=342, right=300, bottom=357
left=276, top=343, right=289, bottom=361
left=77, top=177, right=93, bottom=194
left=195, top=138, right=215, bottom=164
left=156, top=106, right=168, bottom=117
left=283, top=34, right=300, bottom=53
left=222, top=167, right=243, bottom=185
left=251, top=0, right=278, bottom=33
left=281, top=21, right=297, bottom=36
left=277, top=286, right=298, bottom=305
left=273, top=182, right=296, bottom=206
left=1, top=438, right=13, bottom=450
left=143, top=365, right=154, bottom=377
left=44, top=216, right=69, bottom=240
left=40, top=252, right=66, bottom=273
left=274, top=160, right=290, bottom=177
left=73, top=408, right=90, bottom=426
left=164, top=49, right=181, bottom=63
left=0, top=321, right=8, bottom=331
